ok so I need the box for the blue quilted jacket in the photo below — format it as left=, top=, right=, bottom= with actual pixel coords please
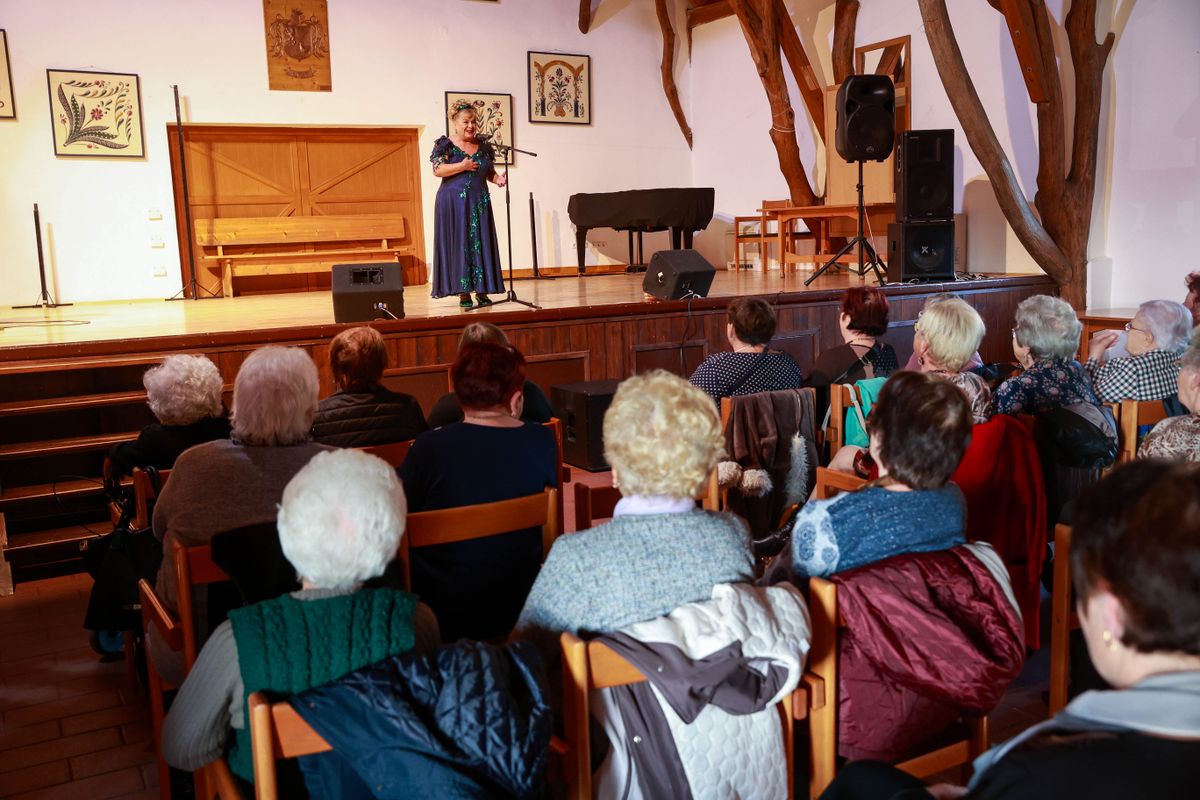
left=292, top=640, right=552, bottom=799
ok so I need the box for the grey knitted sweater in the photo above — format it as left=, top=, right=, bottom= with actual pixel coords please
left=513, top=510, right=755, bottom=662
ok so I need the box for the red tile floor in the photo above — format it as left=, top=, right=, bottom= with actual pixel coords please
left=0, top=468, right=1051, bottom=798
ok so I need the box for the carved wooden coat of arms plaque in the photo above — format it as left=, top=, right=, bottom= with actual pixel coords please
left=263, top=0, right=332, bottom=92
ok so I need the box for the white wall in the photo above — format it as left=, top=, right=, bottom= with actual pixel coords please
left=689, top=0, right=1200, bottom=308
left=0, top=0, right=693, bottom=305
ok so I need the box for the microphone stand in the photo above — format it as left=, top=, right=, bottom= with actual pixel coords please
left=14, top=203, right=72, bottom=309
left=466, top=140, right=542, bottom=312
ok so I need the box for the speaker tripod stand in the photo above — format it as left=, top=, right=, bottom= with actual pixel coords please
left=466, top=141, right=541, bottom=312
left=804, top=159, right=886, bottom=286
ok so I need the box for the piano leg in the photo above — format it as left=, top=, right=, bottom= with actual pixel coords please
left=671, top=228, right=682, bottom=250
left=627, top=230, right=635, bottom=271
left=576, top=228, right=588, bottom=275
left=683, top=229, right=694, bottom=249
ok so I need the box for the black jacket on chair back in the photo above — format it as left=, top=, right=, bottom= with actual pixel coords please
left=311, top=388, right=428, bottom=448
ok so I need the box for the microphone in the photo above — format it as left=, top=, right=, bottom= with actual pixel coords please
left=476, top=133, right=492, bottom=142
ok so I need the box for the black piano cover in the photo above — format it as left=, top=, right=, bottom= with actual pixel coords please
left=567, top=187, right=715, bottom=232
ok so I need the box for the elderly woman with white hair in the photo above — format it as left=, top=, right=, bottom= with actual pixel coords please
left=1085, top=299, right=1192, bottom=402
left=513, top=370, right=755, bottom=662
left=149, top=346, right=333, bottom=685
left=1140, top=326, right=1200, bottom=462
left=161, top=449, right=439, bottom=783
left=995, top=295, right=1102, bottom=416
left=107, top=354, right=230, bottom=479
left=912, top=294, right=992, bottom=423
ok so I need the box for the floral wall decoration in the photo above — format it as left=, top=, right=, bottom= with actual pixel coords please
left=0, top=31, right=15, bottom=120
left=46, top=69, right=144, bottom=158
left=528, top=51, right=590, bottom=125
left=444, top=91, right=515, bottom=165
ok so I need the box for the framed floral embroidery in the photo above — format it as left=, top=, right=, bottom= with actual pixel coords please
left=46, top=69, right=145, bottom=158
left=444, top=90, right=515, bottom=166
left=528, top=51, right=590, bottom=125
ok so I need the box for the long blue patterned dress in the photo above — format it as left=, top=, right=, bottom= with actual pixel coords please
left=429, top=136, right=505, bottom=298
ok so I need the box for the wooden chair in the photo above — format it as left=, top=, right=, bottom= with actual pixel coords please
left=544, top=418, right=570, bottom=532
left=824, top=385, right=858, bottom=455
left=572, top=483, right=621, bottom=532
left=812, top=467, right=867, bottom=500
left=1116, top=398, right=1170, bottom=462
left=1048, top=523, right=1077, bottom=715
left=398, top=487, right=560, bottom=588
left=248, top=693, right=332, bottom=800
left=560, top=632, right=799, bottom=799
left=359, top=439, right=413, bottom=469
left=804, top=577, right=988, bottom=797
left=131, top=467, right=171, bottom=530
left=139, top=540, right=237, bottom=799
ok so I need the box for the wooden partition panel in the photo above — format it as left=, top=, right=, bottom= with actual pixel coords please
left=167, top=124, right=426, bottom=297
left=631, top=340, right=709, bottom=378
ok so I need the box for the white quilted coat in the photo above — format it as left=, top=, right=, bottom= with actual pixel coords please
left=592, top=582, right=812, bottom=800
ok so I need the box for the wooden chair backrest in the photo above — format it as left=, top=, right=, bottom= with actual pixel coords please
left=1047, top=523, right=1077, bottom=715
left=825, top=385, right=857, bottom=454
left=173, top=540, right=233, bottom=669
left=359, top=439, right=413, bottom=469
left=248, top=692, right=332, bottom=800
left=804, top=577, right=987, bottom=796
left=572, top=483, right=621, bottom=532
left=812, top=467, right=867, bottom=500
left=398, top=488, right=559, bottom=588
left=132, top=467, right=171, bottom=529
left=560, top=632, right=795, bottom=799
left=1117, top=398, right=1169, bottom=462
left=194, top=213, right=406, bottom=247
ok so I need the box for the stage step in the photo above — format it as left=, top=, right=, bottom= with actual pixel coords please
left=3, top=522, right=101, bottom=554
left=0, top=390, right=148, bottom=416
left=0, top=477, right=127, bottom=508
left=0, top=432, right=137, bottom=461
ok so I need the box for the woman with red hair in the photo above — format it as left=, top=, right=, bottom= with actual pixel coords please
left=807, top=286, right=899, bottom=388
left=398, top=342, right=557, bottom=642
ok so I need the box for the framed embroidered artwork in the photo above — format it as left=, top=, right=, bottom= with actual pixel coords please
left=528, top=51, right=590, bottom=125
left=263, top=0, right=332, bottom=92
left=46, top=69, right=144, bottom=158
left=444, top=91, right=515, bottom=166
left=0, top=31, right=15, bottom=120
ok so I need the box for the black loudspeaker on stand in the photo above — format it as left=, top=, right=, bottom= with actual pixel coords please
left=888, top=129, right=956, bottom=282
left=14, top=203, right=72, bottom=310
left=466, top=141, right=542, bottom=312
left=806, top=75, right=895, bottom=287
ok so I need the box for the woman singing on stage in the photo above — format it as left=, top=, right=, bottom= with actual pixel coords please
left=430, top=101, right=507, bottom=308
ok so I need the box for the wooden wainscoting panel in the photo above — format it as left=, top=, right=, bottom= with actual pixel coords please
left=773, top=327, right=821, bottom=376
left=631, top=339, right=709, bottom=378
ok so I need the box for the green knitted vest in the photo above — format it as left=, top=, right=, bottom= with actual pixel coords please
left=226, top=587, right=417, bottom=781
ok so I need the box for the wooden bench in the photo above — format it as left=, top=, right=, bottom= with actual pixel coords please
left=194, top=214, right=407, bottom=297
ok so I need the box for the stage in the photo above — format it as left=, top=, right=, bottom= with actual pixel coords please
left=0, top=270, right=1052, bottom=363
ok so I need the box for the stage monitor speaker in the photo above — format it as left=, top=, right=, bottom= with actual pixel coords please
left=643, top=249, right=715, bottom=300
left=332, top=263, right=405, bottom=323
left=551, top=379, right=621, bottom=471
left=835, top=75, right=896, bottom=163
left=887, top=222, right=955, bottom=283
left=896, top=129, right=955, bottom=222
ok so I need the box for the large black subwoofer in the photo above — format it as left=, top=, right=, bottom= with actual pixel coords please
left=887, top=222, right=955, bottom=283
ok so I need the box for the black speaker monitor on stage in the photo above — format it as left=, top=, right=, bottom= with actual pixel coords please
left=643, top=249, right=716, bottom=301
left=332, top=263, right=405, bottom=322
left=887, top=222, right=955, bottom=283
left=835, top=75, right=896, bottom=163
left=896, top=129, right=955, bottom=222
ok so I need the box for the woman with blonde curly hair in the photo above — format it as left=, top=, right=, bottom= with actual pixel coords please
left=107, top=354, right=230, bottom=478
left=513, top=370, right=754, bottom=662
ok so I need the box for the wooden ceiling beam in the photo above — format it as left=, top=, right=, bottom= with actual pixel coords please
left=998, top=0, right=1051, bottom=102
left=687, top=1, right=734, bottom=32
left=773, top=0, right=825, bottom=142
left=579, top=0, right=592, bottom=34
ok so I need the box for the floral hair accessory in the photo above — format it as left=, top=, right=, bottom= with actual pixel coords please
left=451, top=100, right=476, bottom=115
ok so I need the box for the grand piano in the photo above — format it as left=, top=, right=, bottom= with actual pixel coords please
left=567, top=187, right=715, bottom=273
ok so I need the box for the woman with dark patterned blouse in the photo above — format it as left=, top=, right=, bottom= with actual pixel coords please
left=996, top=295, right=1102, bottom=415
left=430, top=101, right=506, bottom=308
left=688, top=297, right=804, bottom=402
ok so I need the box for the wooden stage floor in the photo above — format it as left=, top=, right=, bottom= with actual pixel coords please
left=0, top=270, right=1036, bottom=361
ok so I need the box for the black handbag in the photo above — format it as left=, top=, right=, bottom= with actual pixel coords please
left=1037, top=403, right=1119, bottom=469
